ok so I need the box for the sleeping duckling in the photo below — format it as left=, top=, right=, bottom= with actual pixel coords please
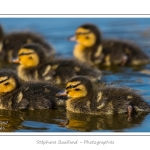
left=69, top=23, right=150, bottom=67
left=0, top=25, right=55, bottom=63
left=56, top=76, right=150, bottom=120
left=0, top=69, right=66, bottom=110
left=14, top=43, right=102, bottom=85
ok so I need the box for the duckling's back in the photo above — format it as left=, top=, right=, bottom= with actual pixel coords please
left=97, top=86, right=150, bottom=114
left=2, top=32, right=55, bottom=62
left=14, top=82, right=61, bottom=110
left=36, top=58, right=102, bottom=84
left=102, top=39, right=150, bottom=66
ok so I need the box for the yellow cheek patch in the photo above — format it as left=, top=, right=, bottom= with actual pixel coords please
left=66, top=83, right=87, bottom=99
left=18, top=48, right=39, bottom=68
left=75, top=28, right=96, bottom=47
left=0, top=77, right=16, bottom=94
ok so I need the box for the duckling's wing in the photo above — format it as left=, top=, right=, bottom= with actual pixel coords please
left=92, top=45, right=105, bottom=65
left=102, top=39, right=150, bottom=66
left=31, top=98, right=54, bottom=109
left=17, top=98, right=29, bottom=110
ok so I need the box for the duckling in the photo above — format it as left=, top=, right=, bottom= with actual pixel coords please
left=0, top=25, right=55, bottom=63
left=0, top=69, right=66, bottom=110
left=14, top=43, right=102, bottom=85
left=56, top=76, right=150, bottom=121
left=69, top=23, right=150, bottom=67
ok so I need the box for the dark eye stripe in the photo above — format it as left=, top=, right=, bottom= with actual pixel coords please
left=75, top=88, right=80, bottom=91
left=4, top=82, right=9, bottom=86
left=19, top=52, right=35, bottom=56
left=76, top=31, right=91, bottom=35
left=66, top=83, right=81, bottom=89
left=0, top=78, right=9, bottom=84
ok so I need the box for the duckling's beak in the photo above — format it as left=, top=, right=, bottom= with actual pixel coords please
left=56, top=90, right=68, bottom=97
left=68, top=35, right=76, bottom=41
left=12, top=58, right=20, bottom=64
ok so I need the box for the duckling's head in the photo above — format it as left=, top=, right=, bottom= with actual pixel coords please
left=0, top=69, right=20, bottom=95
left=57, top=76, right=93, bottom=99
left=15, top=43, right=46, bottom=68
left=70, top=24, right=101, bottom=47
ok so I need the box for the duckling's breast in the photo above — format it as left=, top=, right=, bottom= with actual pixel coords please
left=66, top=98, right=91, bottom=114
left=73, top=44, right=88, bottom=63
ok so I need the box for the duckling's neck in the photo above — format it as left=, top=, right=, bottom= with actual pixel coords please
left=73, top=43, right=103, bottom=66
left=66, top=98, right=90, bottom=113
left=66, top=89, right=98, bottom=114
left=73, top=44, right=87, bottom=63
left=18, top=65, right=39, bottom=82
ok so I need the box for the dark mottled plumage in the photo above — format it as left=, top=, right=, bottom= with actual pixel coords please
left=0, top=25, right=55, bottom=62
left=57, top=76, right=150, bottom=115
left=0, top=69, right=66, bottom=110
left=71, top=23, right=150, bottom=67
left=17, top=43, right=102, bottom=84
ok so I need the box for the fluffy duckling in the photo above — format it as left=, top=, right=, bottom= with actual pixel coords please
left=0, top=25, right=55, bottom=63
left=69, top=23, right=150, bottom=67
left=56, top=76, right=150, bottom=120
left=14, top=43, right=102, bottom=84
left=0, top=69, right=66, bottom=110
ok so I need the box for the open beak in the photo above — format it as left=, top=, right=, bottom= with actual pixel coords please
left=12, top=58, right=20, bottom=64
left=56, top=90, right=68, bottom=97
left=68, top=35, right=76, bottom=41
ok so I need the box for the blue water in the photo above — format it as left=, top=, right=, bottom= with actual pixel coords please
left=0, top=18, right=150, bottom=132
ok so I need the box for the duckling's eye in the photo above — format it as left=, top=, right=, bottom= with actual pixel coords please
left=75, top=88, right=80, bottom=91
left=4, top=82, right=9, bottom=86
left=29, top=56, right=32, bottom=59
left=85, top=36, right=89, bottom=39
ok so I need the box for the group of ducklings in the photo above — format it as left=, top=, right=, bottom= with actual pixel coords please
left=0, top=23, right=150, bottom=121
